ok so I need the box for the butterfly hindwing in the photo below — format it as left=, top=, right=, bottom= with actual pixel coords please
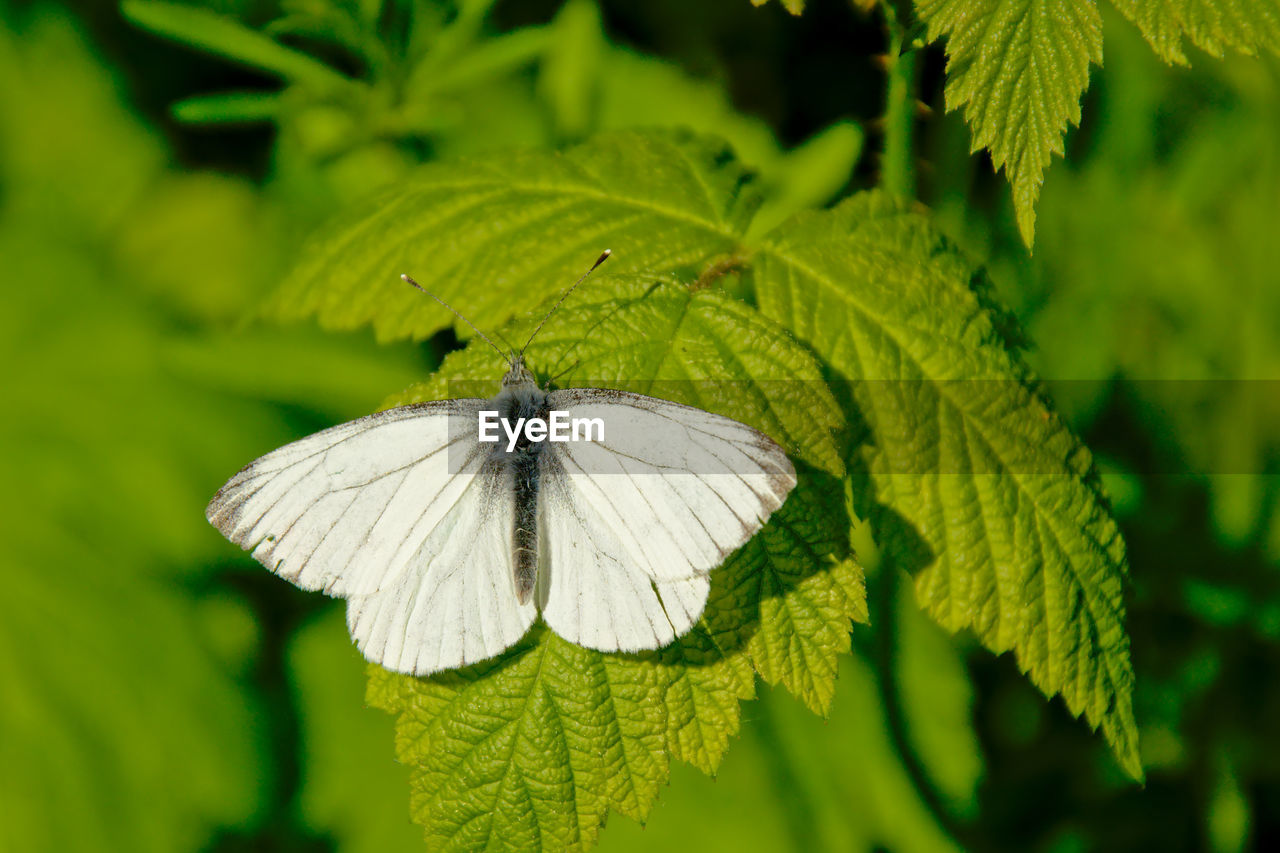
left=536, top=458, right=713, bottom=652
left=345, top=455, right=537, bottom=675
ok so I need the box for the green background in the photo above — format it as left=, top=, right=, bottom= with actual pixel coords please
left=2, top=0, right=1277, bottom=850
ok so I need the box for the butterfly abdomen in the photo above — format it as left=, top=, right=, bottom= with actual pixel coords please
left=512, top=465, right=539, bottom=604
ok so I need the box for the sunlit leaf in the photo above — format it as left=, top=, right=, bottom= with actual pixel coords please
left=266, top=131, right=759, bottom=340
left=275, top=131, right=1141, bottom=844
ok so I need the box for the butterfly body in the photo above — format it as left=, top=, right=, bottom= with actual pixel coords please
left=491, top=359, right=550, bottom=605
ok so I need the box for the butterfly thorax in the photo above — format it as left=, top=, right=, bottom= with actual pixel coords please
left=490, top=377, right=549, bottom=436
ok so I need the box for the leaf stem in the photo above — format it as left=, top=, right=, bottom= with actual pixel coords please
left=881, top=5, right=917, bottom=198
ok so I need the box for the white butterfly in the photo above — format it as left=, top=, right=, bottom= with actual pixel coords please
left=206, top=252, right=796, bottom=676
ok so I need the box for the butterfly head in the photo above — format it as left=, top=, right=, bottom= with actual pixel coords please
left=502, top=354, right=537, bottom=389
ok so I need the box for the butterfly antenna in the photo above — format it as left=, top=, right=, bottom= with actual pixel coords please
left=401, top=274, right=511, bottom=365
left=520, top=249, right=611, bottom=355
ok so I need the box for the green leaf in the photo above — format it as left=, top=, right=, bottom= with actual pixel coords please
left=890, top=573, right=983, bottom=818
left=0, top=13, right=428, bottom=849
left=589, top=49, right=861, bottom=223
left=538, top=0, right=605, bottom=138
left=265, top=131, right=758, bottom=341
left=1109, top=0, right=1280, bottom=64
left=407, top=25, right=551, bottom=97
left=368, top=629, right=674, bottom=850
left=262, top=128, right=1144, bottom=852
left=0, top=12, right=163, bottom=236
left=582, top=43, right=862, bottom=230
left=915, top=0, right=1103, bottom=245
left=1, top=526, right=265, bottom=853
left=122, top=0, right=353, bottom=91
left=364, top=273, right=865, bottom=847
left=0, top=16, right=267, bottom=851
left=749, top=120, right=864, bottom=238
left=754, top=190, right=1142, bottom=779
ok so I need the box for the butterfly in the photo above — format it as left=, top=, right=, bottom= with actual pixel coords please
left=206, top=251, right=796, bottom=676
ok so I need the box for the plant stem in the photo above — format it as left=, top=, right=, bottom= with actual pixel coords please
left=749, top=694, right=823, bottom=853
left=870, top=557, right=973, bottom=847
left=882, top=9, right=917, bottom=198
left=852, top=495, right=972, bottom=845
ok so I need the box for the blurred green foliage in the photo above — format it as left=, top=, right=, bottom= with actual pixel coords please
left=0, top=7, right=423, bottom=849
left=2, top=0, right=1277, bottom=851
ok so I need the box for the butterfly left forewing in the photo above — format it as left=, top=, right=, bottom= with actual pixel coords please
left=207, top=400, right=487, bottom=598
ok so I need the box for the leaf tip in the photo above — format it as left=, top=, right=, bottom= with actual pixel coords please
left=1014, top=185, right=1039, bottom=249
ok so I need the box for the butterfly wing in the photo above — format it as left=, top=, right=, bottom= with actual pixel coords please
left=208, top=386, right=795, bottom=668
left=536, top=388, right=796, bottom=652
left=207, top=400, right=537, bottom=675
